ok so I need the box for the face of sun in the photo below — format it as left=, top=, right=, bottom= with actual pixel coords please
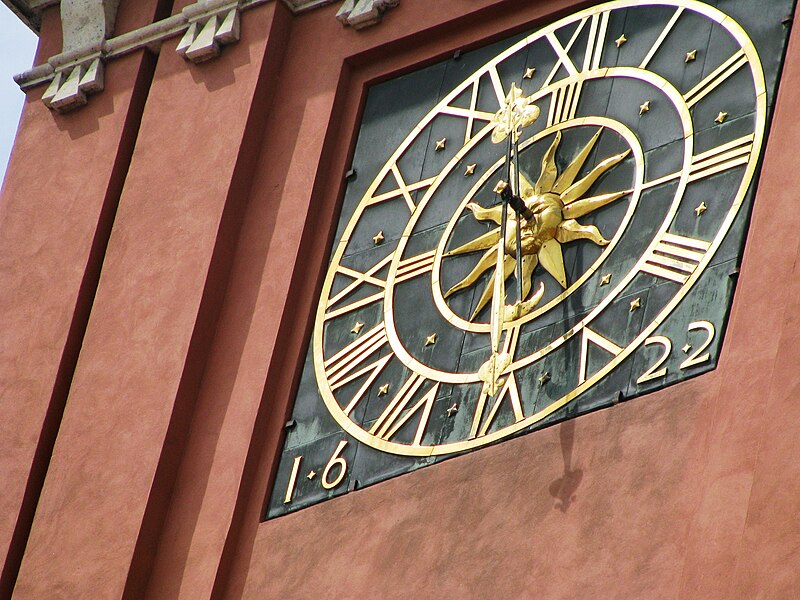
left=444, top=127, right=631, bottom=321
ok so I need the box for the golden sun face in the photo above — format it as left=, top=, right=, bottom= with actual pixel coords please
left=444, top=128, right=631, bottom=321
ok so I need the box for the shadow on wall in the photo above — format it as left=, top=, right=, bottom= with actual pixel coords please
left=548, top=418, right=583, bottom=512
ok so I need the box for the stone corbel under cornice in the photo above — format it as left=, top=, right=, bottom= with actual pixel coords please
left=176, top=0, right=241, bottom=63
left=335, top=0, right=399, bottom=29
left=10, top=0, right=400, bottom=112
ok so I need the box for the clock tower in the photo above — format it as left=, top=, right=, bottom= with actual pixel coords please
left=2, top=0, right=800, bottom=597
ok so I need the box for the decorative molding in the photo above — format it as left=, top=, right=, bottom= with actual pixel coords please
left=281, top=0, right=338, bottom=12
left=12, top=0, right=399, bottom=111
left=336, top=0, right=398, bottom=29
left=176, top=1, right=241, bottom=63
left=0, top=0, right=59, bottom=32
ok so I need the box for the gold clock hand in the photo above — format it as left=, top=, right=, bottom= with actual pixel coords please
left=490, top=213, right=505, bottom=356
left=478, top=83, right=545, bottom=396
left=478, top=179, right=511, bottom=397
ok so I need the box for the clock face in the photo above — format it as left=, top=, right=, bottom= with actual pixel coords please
left=267, top=0, right=794, bottom=518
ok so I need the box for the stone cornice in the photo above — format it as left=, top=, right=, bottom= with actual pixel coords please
left=11, top=0, right=400, bottom=111
left=2, top=0, right=380, bottom=31
left=1, top=0, right=57, bottom=30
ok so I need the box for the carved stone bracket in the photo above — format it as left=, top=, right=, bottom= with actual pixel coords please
left=335, top=0, right=399, bottom=29
left=176, top=1, right=241, bottom=63
left=41, top=52, right=103, bottom=112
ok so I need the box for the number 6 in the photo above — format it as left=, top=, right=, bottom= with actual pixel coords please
left=322, top=440, right=349, bottom=490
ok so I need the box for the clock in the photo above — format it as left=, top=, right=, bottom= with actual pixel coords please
left=267, top=0, right=793, bottom=518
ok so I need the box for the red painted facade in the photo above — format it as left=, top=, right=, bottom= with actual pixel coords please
left=2, top=0, right=800, bottom=597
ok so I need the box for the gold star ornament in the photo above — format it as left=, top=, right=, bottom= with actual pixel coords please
left=685, top=49, right=697, bottom=63
left=615, top=33, right=628, bottom=48
left=465, top=163, right=476, bottom=176
left=435, top=138, right=447, bottom=151
left=600, top=273, right=612, bottom=286
left=446, top=403, right=459, bottom=417
left=425, top=333, right=437, bottom=346
left=307, top=470, right=317, bottom=480
left=372, top=230, right=385, bottom=245
left=639, top=100, right=651, bottom=116
left=715, top=111, right=728, bottom=124
left=351, top=321, right=364, bottom=334
left=538, top=372, right=551, bottom=386
left=682, top=343, right=692, bottom=353
left=695, top=202, right=707, bottom=216
left=630, top=297, right=641, bottom=312
left=378, top=383, right=389, bottom=396
left=524, top=67, right=536, bottom=79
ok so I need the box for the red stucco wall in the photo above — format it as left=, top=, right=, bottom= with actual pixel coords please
left=2, top=0, right=800, bottom=598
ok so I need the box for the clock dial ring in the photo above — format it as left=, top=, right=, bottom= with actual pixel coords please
left=383, top=115, right=646, bottom=384
left=428, top=100, right=652, bottom=333
left=312, top=0, right=767, bottom=458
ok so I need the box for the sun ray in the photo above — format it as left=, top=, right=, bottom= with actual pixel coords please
left=520, top=254, right=539, bottom=300
left=445, top=228, right=502, bottom=256
left=552, top=128, right=603, bottom=193
left=561, top=149, right=630, bottom=205
left=538, top=239, right=568, bottom=288
left=562, top=190, right=629, bottom=219
left=471, top=256, right=516, bottom=320
left=444, top=248, right=497, bottom=298
left=535, top=131, right=561, bottom=194
left=556, top=219, right=609, bottom=245
left=466, top=202, right=503, bottom=224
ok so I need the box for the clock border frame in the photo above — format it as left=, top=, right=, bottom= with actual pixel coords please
left=276, top=0, right=768, bottom=464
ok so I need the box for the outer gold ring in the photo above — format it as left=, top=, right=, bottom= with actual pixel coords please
left=314, top=0, right=766, bottom=457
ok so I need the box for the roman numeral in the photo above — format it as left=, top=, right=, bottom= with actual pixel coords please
left=324, top=325, right=389, bottom=393
left=471, top=372, right=524, bottom=439
left=325, top=254, right=393, bottom=320
left=544, top=11, right=612, bottom=127
left=543, top=19, right=588, bottom=86
left=440, top=79, right=496, bottom=144
left=639, top=7, right=684, bottom=69
left=684, top=49, right=748, bottom=108
left=688, top=134, right=753, bottom=182
left=579, top=327, right=623, bottom=384
left=487, top=65, right=507, bottom=108
left=640, top=233, right=711, bottom=284
left=369, top=374, right=439, bottom=446
left=395, top=250, right=436, bottom=284
left=641, top=134, right=754, bottom=190
left=366, top=163, right=435, bottom=213
left=547, top=80, right=583, bottom=127
left=582, top=10, right=610, bottom=71
left=325, top=250, right=436, bottom=321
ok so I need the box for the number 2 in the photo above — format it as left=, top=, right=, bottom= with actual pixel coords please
left=636, top=336, right=671, bottom=384
left=636, top=320, right=716, bottom=384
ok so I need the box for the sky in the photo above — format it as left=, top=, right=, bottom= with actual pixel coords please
left=0, top=4, right=39, bottom=188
